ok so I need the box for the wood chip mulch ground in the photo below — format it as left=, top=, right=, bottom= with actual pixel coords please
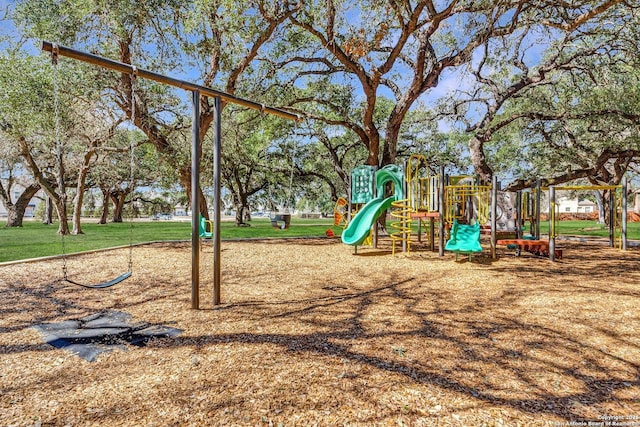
left=1, top=237, right=639, bottom=426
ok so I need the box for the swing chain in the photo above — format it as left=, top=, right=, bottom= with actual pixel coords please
left=286, top=145, right=295, bottom=210
left=52, top=46, right=68, bottom=280
left=53, top=47, right=136, bottom=283
left=127, top=68, right=137, bottom=273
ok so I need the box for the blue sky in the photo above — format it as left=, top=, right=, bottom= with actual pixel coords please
left=0, top=0, right=16, bottom=39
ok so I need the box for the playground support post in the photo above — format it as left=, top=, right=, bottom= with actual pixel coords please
left=622, top=176, right=628, bottom=250
left=372, top=166, right=378, bottom=250
left=535, top=180, right=541, bottom=240
left=515, top=191, right=522, bottom=240
left=609, top=189, right=615, bottom=247
left=191, top=90, right=200, bottom=309
left=438, top=166, right=445, bottom=257
left=549, top=186, right=556, bottom=262
left=402, top=159, right=408, bottom=253
left=490, top=176, right=498, bottom=259
left=347, top=176, right=352, bottom=223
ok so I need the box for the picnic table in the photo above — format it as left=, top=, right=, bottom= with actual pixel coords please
left=496, top=238, right=563, bottom=259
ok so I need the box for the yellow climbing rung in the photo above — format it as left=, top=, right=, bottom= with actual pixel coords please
left=390, top=199, right=411, bottom=255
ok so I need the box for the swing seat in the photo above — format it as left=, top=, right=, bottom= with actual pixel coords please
left=65, top=271, right=131, bottom=289
left=199, top=214, right=213, bottom=239
left=270, top=213, right=291, bottom=230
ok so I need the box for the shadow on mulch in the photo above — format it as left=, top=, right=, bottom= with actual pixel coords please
left=33, top=310, right=182, bottom=362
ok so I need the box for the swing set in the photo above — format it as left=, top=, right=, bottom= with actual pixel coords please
left=43, top=41, right=300, bottom=306
left=269, top=145, right=296, bottom=230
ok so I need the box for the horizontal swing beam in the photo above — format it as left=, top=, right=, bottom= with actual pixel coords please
left=42, top=41, right=301, bottom=122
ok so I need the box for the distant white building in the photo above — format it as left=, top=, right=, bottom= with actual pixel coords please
left=576, top=199, right=597, bottom=213
left=545, top=197, right=597, bottom=214
left=0, top=185, right=43, bottom=218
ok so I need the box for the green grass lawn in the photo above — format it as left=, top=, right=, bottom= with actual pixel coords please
left=0, top=217, right=342, bottom=263
left=1, top=218, right=637, bottom=263
left=538, top=219, right=640, bottom=239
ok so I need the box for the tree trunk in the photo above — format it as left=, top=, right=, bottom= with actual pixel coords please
left=468, top=136, right=494, bottom=183
left=43, top=196, right=54, bottom=225
left=98, top=189, right=109, bottom=224
left=235, top=204, right=244, bottom=225
left=110, top=189, right=129, bottom=223
left=71, top=149, right=96, bottom=234
left=3, top=184, right=40, bottom=227
left=381, top=117, right=403, bottom=167
left=5, top=209, right=20, bottom=228
left=177, top=167, right=209, bottom=219
left=71, top=190, right=84, bottom=234
left=232, top=190, right=251, bottom=226
left=16, top=135, right=69, bottom=233
left=594, top=190, right=605, bottom=224
left=234, top=203, right=251, bottom=226
left=366, top=136, right=379, bottom=167
left=54, top=197, right=70, bottom=235
left=198, top=190, right=208, bottom=218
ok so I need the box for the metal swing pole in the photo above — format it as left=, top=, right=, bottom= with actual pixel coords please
left=191, top=90, right=201, bottom=309
left=622, top=176, right=628, bottom=251
left=609, top=188, right=615, bottom=248
left=549, top=186, right=556, bottom=262
left=438, top=165, right=445, bottom=257
left=213, top=97, right=222, bottom=306
left=535, top=180, right=542, bottom=239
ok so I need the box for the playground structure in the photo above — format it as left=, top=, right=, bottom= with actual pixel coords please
left=341, top=154, right=629, bottom=261
left=445, top=219, right=483, bottom=261
left=50, top=52, right=136, bottom=289
left=341, top=154, right=492, bottom=259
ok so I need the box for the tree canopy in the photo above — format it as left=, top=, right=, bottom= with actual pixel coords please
left=1, top=0, right=638, bottom=229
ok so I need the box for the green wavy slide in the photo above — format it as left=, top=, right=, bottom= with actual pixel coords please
left=341, top=165, right=405, bottom=247
left=341, top=196, right=396, bottom=246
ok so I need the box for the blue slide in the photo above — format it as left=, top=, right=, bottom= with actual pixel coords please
left=342, top=165, right=405, bottom=246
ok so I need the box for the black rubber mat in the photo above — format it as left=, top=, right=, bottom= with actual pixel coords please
left=34, top=311, right=182, bottom=362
